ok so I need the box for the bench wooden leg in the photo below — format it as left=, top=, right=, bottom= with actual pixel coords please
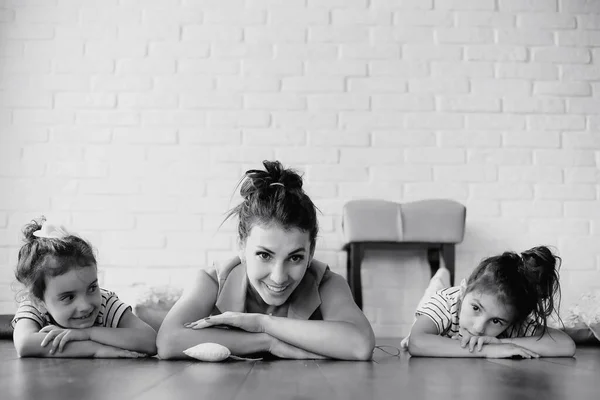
left=426, top=247, right=440, bottom=278
left=441, top=244, right=455, bottom=286
left=346, top=243, right=364, bottom=310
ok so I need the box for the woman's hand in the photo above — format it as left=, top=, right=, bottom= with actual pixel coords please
left=39, top=325, right=90, bottom=354
left=94, top=344, right=148, bottom=359
left=269, top=337, right=327, bottom=360
left=185, top=312, right=266, bottom=333
left=485, top=343, right=540, bottom=359
left=455, top=333, right=502, bottom=352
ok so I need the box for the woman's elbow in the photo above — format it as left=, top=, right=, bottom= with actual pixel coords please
left=156, top=328, right=182, bottom=360
left=351, top=331, right=376, bottom=361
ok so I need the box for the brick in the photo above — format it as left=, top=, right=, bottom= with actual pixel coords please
left=561, top=0, right=600, bottom=13
left=371, top=26, right=435, bottom=43
left=154, top=76, right=213, bottom=92
left=438, top=131, right=502, bottom=147
left=208, top=111, right=269, bottom=128
left=533, top=48, right=591, bottom=63
left=577, top=15, right=600, bottom=29
left=0, top=161, right=45, bottom=177
left=120, top=93, right=179, bottom=110
left=282, top=77, right=344, bottom=92
left=332, top=9, right=391, bottom=25
left=405, top=148, right=465, bottom=164
left=438, top=96, right=501, bottom=112
left=372, top=165, right=433, bottom=182
left=274, top=147, right=339, bottom=164
left=465, top=45, right=527, bottom=61
left=47, top=162, right=108, bottom=178
left=302, top=183, right=338, bottom=199
left=372, top=131, right=435, bottom=146
left=339, top=112, right=404, bottom=129
left=217, top=77, right=278, bottom=92
left=271, top=9, right=328, bottom=25
left=404, top=183, right=468, bottom=201
left=436, top=0, right=495, bottom=9
left=211, top=44, right=273, bottom=59
left=308, top=26, right=369, bottom=43
left=468, top=149, right=532, bottom=165
left=471, top=183, right=533, bottom=200
left=1, top=58, right=50, bottom=73
left=567, top=99, right=600, bottom=115
left=136, top=214, right=204, bottom=231
left=79, top=180, right=140, bottom=195
left=182, top=26, right=243, bottom=42
left=273, top=111, right=337, bottom=129
left=76, top=111, right=138, bottom=126
left=562, top=65, right=600, bottom=80
left=340, top=44, right=401, bottom=59
left=338, top=183, right=402, bottom=200
left=307, top=165, right=368, bottom=182
left=471, top=79, right=531, bottom=96
left=464, top=200, right=500, bottom=217
left=275, top=44, right=338, bottom=60
left=434, top=165, right=497, bottom=182
left=534, top=81, right=591, bottom=97
left=372, top=94, right=434, bottom=111
left=244, top=27, right=306, bottom=43
left=467, top=114, right=526, bottom=130
left=307, top=131, right=370, bottom=146
left=204, top=9, right=265, bottom=24
left=499, top=0, right=557, bottom=11
left=564, top=167, right=600, bottom=183
left=179, top=59, right=239, bottom=75
left=209, top=146, right=274, bottom=163
left=142, top=111, right=207, bottom=127
left=432, top=62, right=494, bottom=78
left=307, top=94, right=369, bottom=110
left=535, top=149, right=596, bottom=166
left=517, top=13, right=576, bottom=28
left=142, top=7, right=203, bottom=24
left=92, top=75, right=152, bottom=91
left=498, top=166, right=562, bottom=183
left=5, top=24, right=54, bottom=39
left=118, top=25, right=179, bottom=41
left=503, top=132, right=561, bottom=148
left=117, top=58, right=175, bottom=74
left=24, top=40, right=83, bottom=58
left=503, top=97, right=565, bottom=114
left=55, top=93, right=116, bottom=109
left=562, top=132, right=600, bottom=149
left=528, top=115, right=585, bottom=130
left=371, top=0, right=433, bottom=9
left=242, top=60, right=302, bottom=76
left=13, top=110, right=74, bottom=125
left=501, top=201, right=562, bottom=217
left=536, top=184, right=596, bottom=200
left=305, top=61, right=367, bottom=76
left=147, top=146, right=210, bottom=163
left=54, top=57, right=114, bottom=73
left=347, top=77, right=406, bottom=94
left=56, top=24, right=117, bottom=40
left=340, top=148, right=404, bottom=165
left=149, top=42, right=210, bottom=58
left=408, top=78, right=469, bottom=94
left=242, top=130, right=306, bottom=146
left=497, top=63, right=558, bottom=80
left=406, top=113, right=464, bottom=129
left=0, top=189, right=49, bottom=210
left=0, top=41, right=23, bottom=57
left=23, top=144, right=84, bottom=162
left=565, top=201, right=600, bottom=217
left=403, top=44, right=462, bottom=60
left=181, top=93, right=242, bottom=109
left=167, top=232, right=230, bottom=250
left=497, top=29, right=555, bottom=45
left=112, top=129, right=177, bottom=144
left=393, top=10, right=453, bottom=26
left=369, top=60, right=429, bottom=77
left=0, top=89, right=52, bottom=108
left=85, top=40, right=147, bottom=58
left=1, top=128, right=48, bottom=143
left=436, top=28, right=494, bottom=44
left=455, top=11, right=515, bottom=27
left=530, top=219, right=589, bottom=235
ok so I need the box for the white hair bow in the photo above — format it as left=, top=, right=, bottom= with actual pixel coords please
left=33, top=222, right=69, bottom=239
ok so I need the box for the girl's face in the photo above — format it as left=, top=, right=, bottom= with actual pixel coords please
left=41, top=264, right=102, bottom=329
left=458, top=290, right=515, bottom=338
left=241, top=223, right=312, bottom=307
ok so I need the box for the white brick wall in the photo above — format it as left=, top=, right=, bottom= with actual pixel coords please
left=0, top=0, right=599, bottom=337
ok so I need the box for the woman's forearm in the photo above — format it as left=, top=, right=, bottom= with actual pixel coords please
left=500, top=328, right=576, bottom=357
left=88, top=327, right=157, bottom=355
left=156, top=326, right=271, bottom=359
left=261, top=316, right=375, bottom=360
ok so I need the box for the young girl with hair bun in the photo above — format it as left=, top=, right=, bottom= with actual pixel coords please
left=408, top=246, right=576, bottom=358
left=157, top=160, right=376, bottom=361
left=12, top=217, right=157, bottom=358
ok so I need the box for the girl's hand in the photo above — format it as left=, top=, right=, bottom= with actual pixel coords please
left=269, top=337, right=327, bottom=360
left=94, top=344, right=148, bottom=359
left=485, top=343, right=540, bottom=359
left=456, top=334, right=502, bottom=352
left=39, top=325, right=90, bottom=354
left=184, top=312, right=266, bottom=333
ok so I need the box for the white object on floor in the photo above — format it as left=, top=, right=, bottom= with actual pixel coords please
left=183, top=342, right=262, bottom=362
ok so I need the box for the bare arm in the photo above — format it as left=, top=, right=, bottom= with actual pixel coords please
left=156, top=270, right=271, bottom=359
left=13, top=319, right=136, bottom=358
left=86, top=309, right=157, bottom=355
left=260, top=273, right=375, bottom=360
left=408, top=316, right=539, bottom=359
left=501, top=327, right=576, bottom=357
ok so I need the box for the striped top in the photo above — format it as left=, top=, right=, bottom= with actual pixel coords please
left=11, top=288, right=130, bottom=329
left=416, top=285, right=539, bottom=338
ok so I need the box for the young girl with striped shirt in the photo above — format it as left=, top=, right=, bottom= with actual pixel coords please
left=12, top=217, right=157, bottom=358
left=408, top=246, right=576, bottom=358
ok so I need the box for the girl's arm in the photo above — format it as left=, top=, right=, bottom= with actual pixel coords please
left=408, top=316, right=539, bottom=358
left=13, top=319, right=140, bottom=358
left=259, top=273, right=376, bottom=360
left=500, top=327, right=576, bottom=357
left=156, top=270, right=272, bottom=360
left=85, top=309, right=158, bottom=355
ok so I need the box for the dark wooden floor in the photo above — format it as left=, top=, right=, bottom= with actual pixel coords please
left=1, top=339, right=599, bottom=400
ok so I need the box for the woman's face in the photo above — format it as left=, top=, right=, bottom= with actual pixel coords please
left=241, top=223, right=312, bottom=307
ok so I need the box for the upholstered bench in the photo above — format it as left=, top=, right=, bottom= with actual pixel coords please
left=342, top=199, right=466, bottom=310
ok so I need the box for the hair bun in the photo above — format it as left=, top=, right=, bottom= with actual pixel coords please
left=520, top=246, right=559, bottom=299
left=22, top=216, right=46, bottom=244
left=240, top=160, right=303, bottom=198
